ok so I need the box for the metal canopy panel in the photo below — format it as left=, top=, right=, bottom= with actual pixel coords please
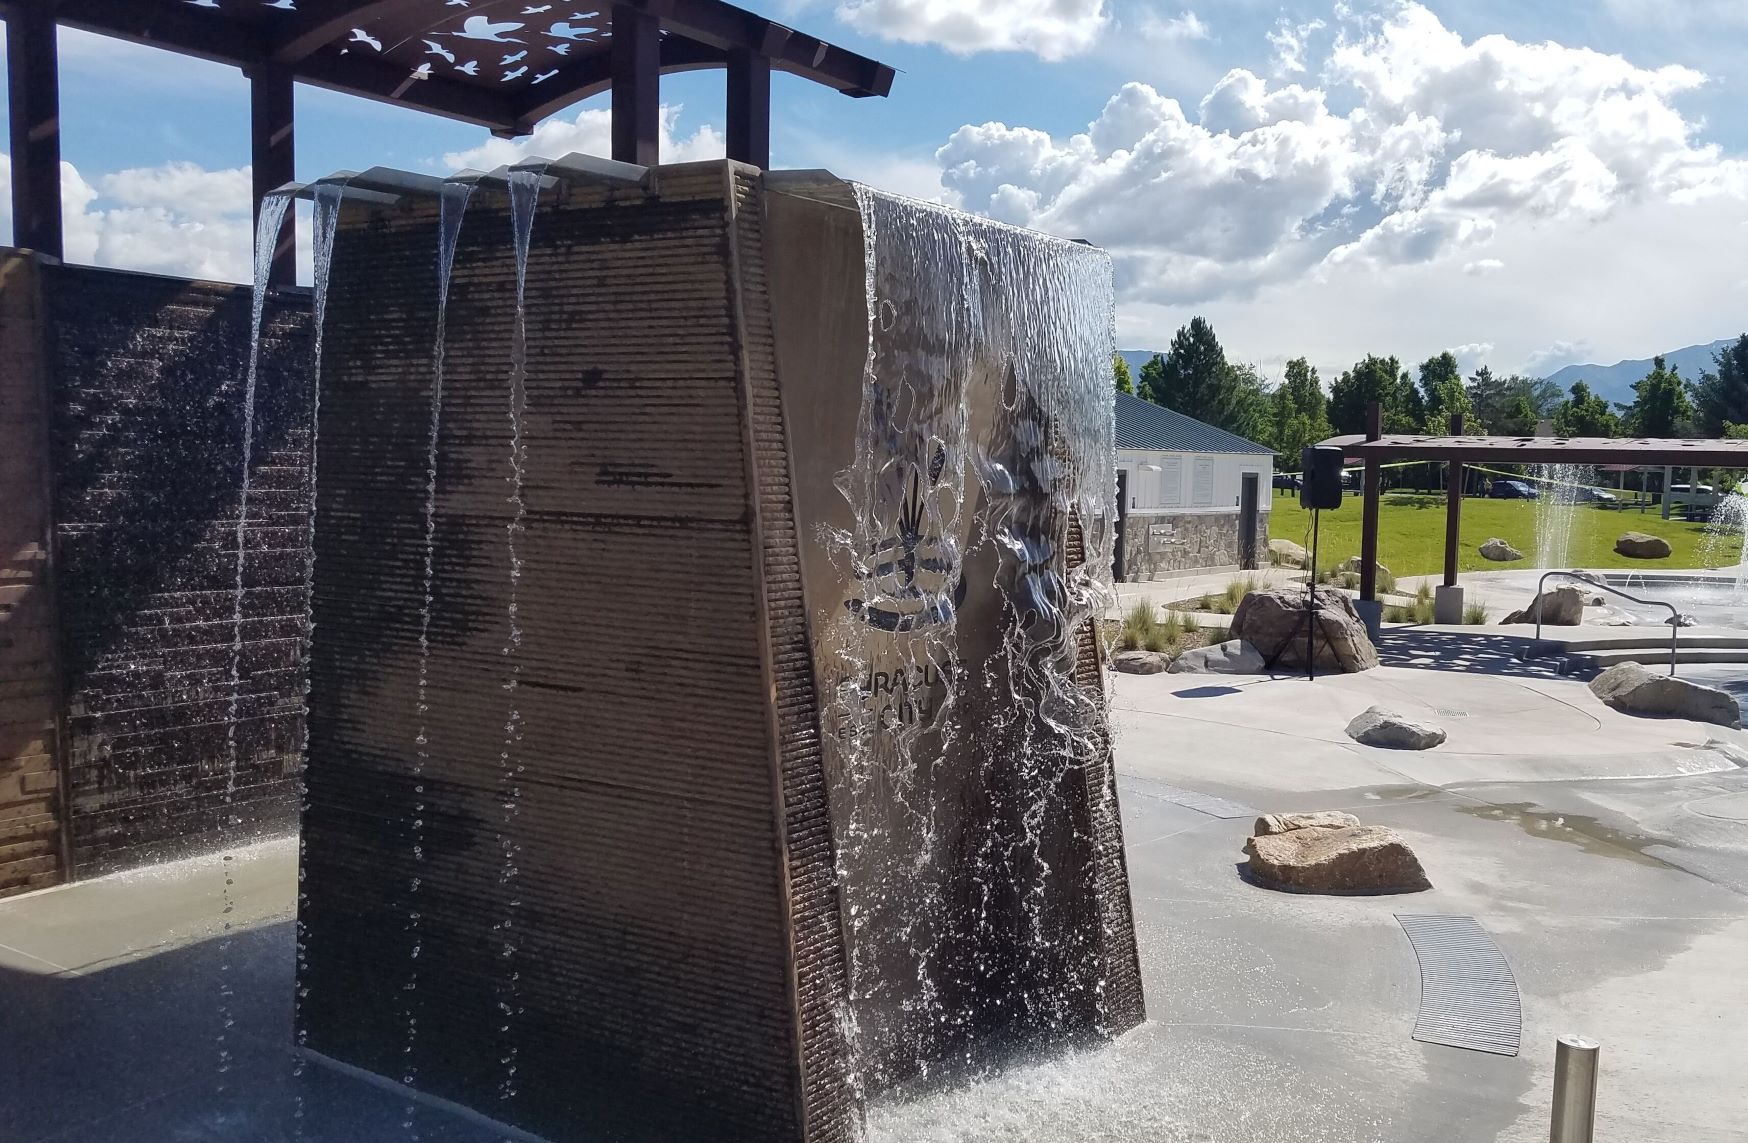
left=1325, top=432, right=1748, bottom=468
left=47, top=0, right=895, bottom=133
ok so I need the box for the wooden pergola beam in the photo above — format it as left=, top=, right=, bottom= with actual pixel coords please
left=7, top=1, right=63, bottom=258
left=250, top=61, right=297, bottom=288
left=609, top=4, right=660, bottom=166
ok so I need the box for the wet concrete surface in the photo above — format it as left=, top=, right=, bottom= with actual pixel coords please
left=5, top=663, right=1748, bottom=1141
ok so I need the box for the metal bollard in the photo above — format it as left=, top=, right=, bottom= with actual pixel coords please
left=1550, top=1035, right=1600, bottom=1143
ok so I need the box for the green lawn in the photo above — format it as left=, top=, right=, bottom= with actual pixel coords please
left=1269, top=489, right=1736, bottom=577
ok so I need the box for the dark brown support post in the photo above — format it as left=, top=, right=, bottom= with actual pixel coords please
left=610, top=4, right=660, bottom=166
left=7, top=3, right=64, bottom=258
left=1360, top=401, right=1382, bottom=604
left=250, top=62, right=298, bottom=287
left=1445, top=411, right=1463, bottom=588
left=725, top=48, right=771, bottom=169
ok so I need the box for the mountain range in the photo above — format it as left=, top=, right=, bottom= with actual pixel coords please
left=1119, top=340, right=1741, bottom=408
left=1540, top=340, right=1735, bottom=406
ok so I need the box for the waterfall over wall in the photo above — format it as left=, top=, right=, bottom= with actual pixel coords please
left=297, top=161, right=1143, bottom=1143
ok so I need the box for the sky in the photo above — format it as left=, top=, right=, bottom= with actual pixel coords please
left=3, top=0, right=1747, bottom=384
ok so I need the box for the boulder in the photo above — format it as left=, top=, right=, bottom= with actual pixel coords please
left=1254, top=811, right=1361, bottom=836
left=1269, top=538, right=1309, bottom=568
left=1479, top=537, right=1523, bottom=562
left=1664, top=613, right=1697, bottom=628
left=1245, top=824, right=1431, bottom=894
left=1112, top=650, right=1171, bottom=675
left=1230, top=588, right=1379, bottom=673
left=1340, top=555, right=1390, bottom=579
left=1345, top=705, right=1446, bottom=749
left=1616, top=532, right=1672, bottom=559
left=1168, top=638, right=1265, bottom=675
left=1588, top=661, right=1740, bottom=728
left=1500, top=585, right=1587, bottom=626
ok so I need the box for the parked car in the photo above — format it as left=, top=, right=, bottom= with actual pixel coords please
left=1552, top=484, right=1618, bottom=504
left=1490, top=478, right=1538, bottom=499
left=1273, top=472, right=1300, bottom=491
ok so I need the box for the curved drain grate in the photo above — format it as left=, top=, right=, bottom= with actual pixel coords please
left=1397, top=913, right=1522, bottom=1056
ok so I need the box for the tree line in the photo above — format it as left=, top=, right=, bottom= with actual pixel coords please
left=1119, top=318, right=1748, bottom=469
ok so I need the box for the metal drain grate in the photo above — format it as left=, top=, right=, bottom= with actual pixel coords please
left=1118, top=776, right=1255, bottom=819
left=1397, top=913, right=1522, bottom=1056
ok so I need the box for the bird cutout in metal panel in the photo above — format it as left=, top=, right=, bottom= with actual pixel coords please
left=424, top=40, right=456, bottom=62
left=454, top=16, right=524, bottom=41
left=501, top=65, right=528, bottom=81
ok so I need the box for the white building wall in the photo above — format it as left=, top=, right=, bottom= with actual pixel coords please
left=1116, top=449, right=1273, bottom=514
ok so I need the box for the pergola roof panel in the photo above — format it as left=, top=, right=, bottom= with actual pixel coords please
left=1324, top=433, right=1748, bottom=467
left=46, top=0, right=895, bottom=133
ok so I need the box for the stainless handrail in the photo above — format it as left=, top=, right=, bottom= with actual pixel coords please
left=1534, top=571, right=1679, bottom=675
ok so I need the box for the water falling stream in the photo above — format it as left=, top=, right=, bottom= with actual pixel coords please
left=289, top=182, right=346, bottom=1135
left=216, top=190, right=294, bottom=1085
left=828, top=186, right=1118, bottom=1101
left=399, top=179, right=476, bottom=1135
left=1533, top=463, right=1596, bottom=570
left=1701, top=481, right=1748, bottom=598
left=493, top=169, right=544, bottom=1111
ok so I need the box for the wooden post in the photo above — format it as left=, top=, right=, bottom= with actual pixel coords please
left=7, top=3, right=64, bottom=259
left=250, top=62, right=297, bottom=287
left=1445, top=411, right=1463, bottom=587
left=725, top=48, right=771, bottom=169
left=1360, top=401, right=1382, bottom=603
left=610, top=4, right=660, bottom=166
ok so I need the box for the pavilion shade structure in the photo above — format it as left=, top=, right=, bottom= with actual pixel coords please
left=30, top=0, right=893, bottom=138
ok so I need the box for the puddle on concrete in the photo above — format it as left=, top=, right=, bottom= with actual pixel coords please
left=1359, top=785, right=1447, bottom=803
left=1453, top=802, right=1672, bottom=869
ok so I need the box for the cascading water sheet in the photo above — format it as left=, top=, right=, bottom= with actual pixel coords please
left=823, top=185, right=1120, bottom=1097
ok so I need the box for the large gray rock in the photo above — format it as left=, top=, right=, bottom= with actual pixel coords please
left=1616, top=531, right=1672, bottom=559
left=1269, top=538, right=1309, bottom=568
left=1254, top=811, right=1361, bottom=836
left=1230, top=588, right=1379, bottom=673
left=1112, top=650, right=1171, bottom=675
left=1479, top=537, right=1523, bottom=562
left=1588, top=661, right=1740, bottom=727
left=1345, top=705, right=1446, bottom=749
left=1500, top=585, right=1586, bottom=626
left=1245, top=824, right=1431, bottom=894
left=1168, top=638, right=1265, bottom=674
left=1340, top=555, right=1390, bottom=579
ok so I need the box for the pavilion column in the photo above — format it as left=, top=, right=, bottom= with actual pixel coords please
left=1435, top=412, right=1466, bottom=624
left=250, top=63, right=297, bottom=288
left=7, top=3, right=64, bottom=259
left=610, top=4, right=660, bottom=166
left=1357, top=401, right=1383, bottom=637
left=725, top=48, right=772, bottom=169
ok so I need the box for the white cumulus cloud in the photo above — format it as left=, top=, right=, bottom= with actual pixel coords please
left=836, top=0, right=1109, bottom=61
left=442, top=104, right=723, bottom=171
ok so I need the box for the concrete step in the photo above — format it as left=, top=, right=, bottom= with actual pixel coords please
left=1554, top=647, right=1748, bottom=674
left=1531, top=633, right=1748, bottom=654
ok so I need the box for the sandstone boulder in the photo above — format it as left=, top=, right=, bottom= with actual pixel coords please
left=1588, top=661, right=1740, bottom=728
left=1269, top=538, right=1309, bottom=568
left=1345, top=705, right=1446, bottom=749
left=1245, top=824, right=1431, bottom=894
left=1340, top=555, right=1390, bottom=579
left=1479, top=537, right=1523, bottom=562
left=1112, top=650, right=1171, bottom=675
left=1230, top=588, right=1379, bottom=673
left=1168, top=638, right=1265, bottom=675
left=1500, top=585, right=1586, bottom=626
left=1254, top=811, right=1361, bottom=835
left=1616, top=532, right=1672, bottom=559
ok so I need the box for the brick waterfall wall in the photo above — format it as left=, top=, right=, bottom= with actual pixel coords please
left=299, top=163, right=850, bottom=1143
left=0, top=254, right=64, bottom=896
left=41, top=264, right=312, bottom=876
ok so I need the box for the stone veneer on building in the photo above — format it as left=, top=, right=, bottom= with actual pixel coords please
left=1120, top=509, right=1270, bottom=580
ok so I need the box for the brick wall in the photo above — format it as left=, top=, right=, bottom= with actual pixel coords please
left=42, top=264, right=313, bottom=876
left=0, top=253, right=63, bottom=897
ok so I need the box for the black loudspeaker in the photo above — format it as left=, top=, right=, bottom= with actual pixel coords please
left=1301, top=445, right=1345, bottom=510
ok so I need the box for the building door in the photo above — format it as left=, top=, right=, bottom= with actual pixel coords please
left=1113, top=470, right=1129, bottom=581
left=1238, top=472, right=1259, bottom=570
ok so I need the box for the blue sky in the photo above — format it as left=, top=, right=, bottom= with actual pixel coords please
left=4, top=0, right=1747, bottom=382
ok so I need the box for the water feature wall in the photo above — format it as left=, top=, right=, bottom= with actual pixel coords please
left=297, top=160, right=1141, bottom=1142
left=0, top=252, right=313, bottom=896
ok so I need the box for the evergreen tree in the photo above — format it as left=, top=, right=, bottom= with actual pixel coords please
left=1138, top=353, right=1168, bottom=406
left=1465, top=366, right=1559, bottom=433
left=1137, top=317, right=1267, bottom=439
left=1692, top=334, right=1748, bottom=436
left=1552, top=381, right=1620, bottom=438
left=1113, top=354, right=1134, bottom=395
left=1622, top=355, right=1695, bottom=437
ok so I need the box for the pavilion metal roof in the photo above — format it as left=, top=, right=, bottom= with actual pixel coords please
left=1116, top=392, right=1273, bottom=457
left=40, top=0, right=896, bottom=135
left=1324, top=433, right=1748, bottom=467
